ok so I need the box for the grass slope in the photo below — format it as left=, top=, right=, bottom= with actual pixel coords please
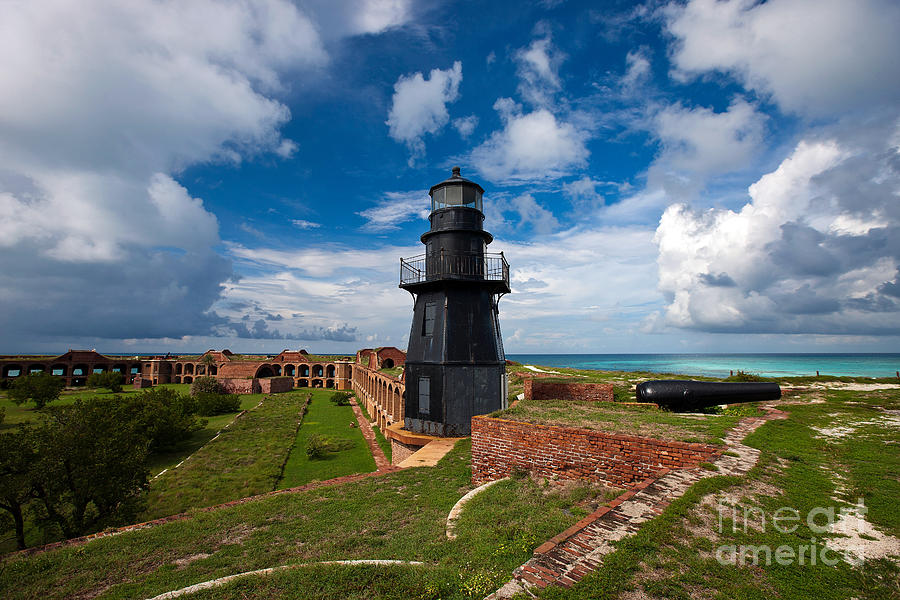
left=0, top=440, right=616, bottom=600
left=278, top=396, right=376, bottom=488
left=142, top=390, right=312, bottom=520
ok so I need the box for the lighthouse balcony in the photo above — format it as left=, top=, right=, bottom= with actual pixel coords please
left=399, top=252, right=510, bottom=292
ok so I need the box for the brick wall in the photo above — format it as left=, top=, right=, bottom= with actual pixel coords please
left=471, top=416, right=721, bottom=487
left=220, top=378, right=257, bottom=394
left=390, top=439, right=419, bottom=465
left=524, top=378, right=614, bottom=403
left=219, top=377, right=293, bottom=394
left=260, top=377, right=293, bottom=393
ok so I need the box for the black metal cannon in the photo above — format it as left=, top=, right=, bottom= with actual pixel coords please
left=635, top=380, right=781, bottom=412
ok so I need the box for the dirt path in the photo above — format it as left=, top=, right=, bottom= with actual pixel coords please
left=349, top=397, right=391, bottom=471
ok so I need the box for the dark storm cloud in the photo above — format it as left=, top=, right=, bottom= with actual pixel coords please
left=0, top=243, right=231, bottom=341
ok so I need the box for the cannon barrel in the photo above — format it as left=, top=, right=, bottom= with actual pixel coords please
left=636, top=380, right=781, bottom=411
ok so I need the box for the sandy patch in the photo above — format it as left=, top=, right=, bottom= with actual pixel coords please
left=810, top=383, right=900, bottom=391
left=523, top=365, right=562, bottom=374
left=827, top=500, right=900, bottom=565
left=174, top=553, right=211, bottom=568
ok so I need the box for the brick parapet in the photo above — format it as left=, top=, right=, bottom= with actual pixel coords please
left=471, top=416, right=721, bottom=487
left=524, top=378, right=614, bottom=403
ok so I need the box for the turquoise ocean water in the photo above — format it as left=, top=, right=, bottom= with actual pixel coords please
left=505, top=354, right=900, bottom=379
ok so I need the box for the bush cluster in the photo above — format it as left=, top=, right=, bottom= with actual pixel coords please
left=305, top=434, right=329, bottom=459
left=195, top=392, right=241, bottom=416
left=329, top=392, right=352, bottom=406
left=87, top=371, right=124, bottom=392
left=190, top=376, right=225, bottom=396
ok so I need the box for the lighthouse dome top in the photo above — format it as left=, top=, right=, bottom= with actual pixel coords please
left=429, top=166, right=484, bottom=213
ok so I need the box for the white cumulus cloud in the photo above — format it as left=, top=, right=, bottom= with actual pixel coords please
left=654, top=134, right=900, bottom=335
left=665, top=0, right=900, bottom=116
left=386, top=61, right=463, bottom=165
left=470, top=101, right=589, bottom=184
left=653, top=98, right=766, bottom=177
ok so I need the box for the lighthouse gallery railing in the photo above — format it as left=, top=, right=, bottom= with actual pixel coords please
left=400, top=252, right=509, bottom=287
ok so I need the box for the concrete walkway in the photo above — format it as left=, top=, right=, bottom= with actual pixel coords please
left=487, top=409, right=785, bottom=598
left=397, top=438, right=459, bottom=468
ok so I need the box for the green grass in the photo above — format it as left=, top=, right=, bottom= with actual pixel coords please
left=353, top=396, right=392, bottom=462
left=141, top=390, right=314, bottom=520
left=492, top=396, right=742, bottom=444
left=0, top=383, right=191, bottom=430
left=145, top=394, right=260, bottom=475
left=0, top=440, right=614, bottom=600
left=278, top=395, right=376, bottom=488
left=534, top=387, right=900, bottom=600
left=378, top=366, right=404, bottom=378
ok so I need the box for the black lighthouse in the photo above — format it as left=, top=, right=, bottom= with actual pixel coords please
left=399, top=167, right=510, bottom=436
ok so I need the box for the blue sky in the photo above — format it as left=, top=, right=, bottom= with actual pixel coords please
left=1, top=0, right=899, bottom=355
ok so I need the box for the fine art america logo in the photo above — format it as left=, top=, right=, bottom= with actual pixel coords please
left=714, top=499, right=870, bottom=567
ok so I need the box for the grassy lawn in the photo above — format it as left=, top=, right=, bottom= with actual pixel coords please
left=141, top=390, right=312, bottom=520
left=533, top=387, right=900, bottom=599
left=493, top=396, right=748, bottom=444
left=278, top=394, right=376, bottom=488
left=0, top=383, right=191, bottom=429
left=145, top=394, right=261, bottom=476
left=0, top=439, right=620, bottom=600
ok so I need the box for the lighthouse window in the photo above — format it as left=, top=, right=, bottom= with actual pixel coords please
left=418, top=377, right=430, bottom=415
left=423, top=302, right=436, bottom=336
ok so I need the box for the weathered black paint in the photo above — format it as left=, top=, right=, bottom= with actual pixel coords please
left=636, top=380, right=781, bottom=412
left=400, top=168, right=509, bottom=436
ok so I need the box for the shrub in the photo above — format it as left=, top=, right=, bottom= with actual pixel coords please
left=9, top=373, right=65, bottom=408
left=305, top=434, right=329, bottom=459
left=329, top=392, right=351, bottom=406
left=725, top=370, right=770, bottom=382
left=195, top=392, right=241, bottom=416
left=87, top=371, right=124, bottom=392
left=190, top=376, right=224, bottom=397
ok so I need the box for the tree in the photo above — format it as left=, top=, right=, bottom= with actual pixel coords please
left=200, top=353, right=217, bottom=375
left=194, top=392, right=240, bottom=416
left=9, top=373, right=65, bottom=409
left=117, top=388, right=203, bottom=452
left=0, top=427, right=37, bottom=549
left=29, top=399, right=150, bottom=539
left=87, top=371, right=124, bottom=393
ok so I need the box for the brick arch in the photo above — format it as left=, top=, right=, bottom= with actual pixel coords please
left=256, top=364, right=276, bottom=378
